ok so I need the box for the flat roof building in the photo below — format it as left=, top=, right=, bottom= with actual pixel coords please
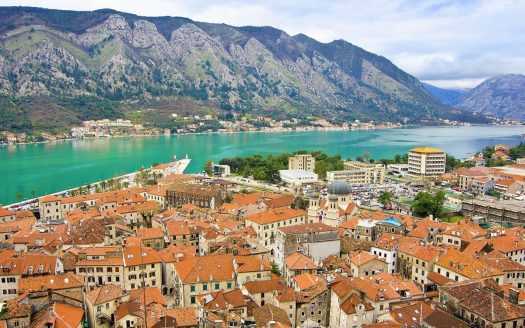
left=408, top=147, right=446, bottom=178
left=288, top=154, right=316, bottom=172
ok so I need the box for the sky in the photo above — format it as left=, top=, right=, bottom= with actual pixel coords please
left=2, top=0, right=524, bottom=89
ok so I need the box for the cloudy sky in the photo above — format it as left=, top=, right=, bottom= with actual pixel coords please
left=3, top=0, right=524, bottom=89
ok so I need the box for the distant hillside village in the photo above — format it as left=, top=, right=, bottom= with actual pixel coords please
left=0, top=114, right=404, bottom=144
left=0, top=143, right=525, bottom=327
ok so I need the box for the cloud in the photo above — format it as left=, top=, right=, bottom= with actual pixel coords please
left=2, top=0, right=524, bottom=88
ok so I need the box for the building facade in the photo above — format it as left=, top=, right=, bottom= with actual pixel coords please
left=408, top=147, right=446, bottom=178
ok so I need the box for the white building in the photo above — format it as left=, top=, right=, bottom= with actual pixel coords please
left=279, top=170, right=318, bottom=185
left=288, top=154, right=316, bottom=172
left=387, top=164, right=409, bottom=176
left=408, top=147, right=446, bottom=178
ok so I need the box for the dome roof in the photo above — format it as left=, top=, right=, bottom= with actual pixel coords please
left=327, top=181, right=351, bottom=195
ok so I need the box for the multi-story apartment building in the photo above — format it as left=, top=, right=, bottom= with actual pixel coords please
left=173, top=254, right=237, bottom=307
left=166, top=183, right=224, bottom=209
left=122, top=246, right=162, bottom=291
left=275, top=223, right=340, bottom=270
left=244, top=208, right=306, bottom=253
left=326, top=161, right=385, bottom=185
left=288, top=154, right=316, bottom=172
left=462, top=199, right=525, bottom=226
left=408, top=147, right=446, bottom=178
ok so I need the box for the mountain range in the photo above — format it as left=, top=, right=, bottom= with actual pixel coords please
left=457, top=74, right=525, bottom=120
left=0, top=7, right=487, bottom=133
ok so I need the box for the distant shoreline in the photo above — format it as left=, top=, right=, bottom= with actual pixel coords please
left=1, top=124, right=403, bottom=147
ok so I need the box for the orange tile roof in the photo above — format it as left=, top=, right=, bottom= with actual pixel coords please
left=436, top=248, right=503, bottom=279
left=158, top=244, right=197, bottom=263
left=243, top=279, right=286, bottom=294
left=293, top=273, right=325, bottom=291
left=491, top=235, right=525, bottom=253
left=165, top=308, right=198, bottom=327
left=235, top=255, right=271, bottom=273
left=245, top=208, right=305, bottom=225
left=285, top=252, right=317, bottom=270
left=174, top=254, right=235, bottom=284
left=346, top=273, right=423, bottom=302
left=86, top=284, right=124, bottom=305
left=350, top=251, right=380, bottom=266
left=137, top=227, right=164, bottom=240
left=130, top=287, right=167, bottom=306
left=123, top=246, right=162, bottom=267
left=278, top=223, right=337, bottom=234
left=0, top=208, right=15, bottom=217
left=46, top=303, right=84, bottom=328
left=19, top=273, right=83, bottom=293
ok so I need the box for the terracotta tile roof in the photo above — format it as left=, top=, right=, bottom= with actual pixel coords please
left=123, top=246, right=162, bottom=267
left=398, top=243, right=443, bottom=262
left=76, top=257, right=124, bottom=267
left=235, top=255, right=271, bottom=273
left=462, top=239, right=490, bottom=257
left=245, top=208, right=305, bottom=225
left=276, top=287, right=295, bottom=303
left=19, top=273, right=83, bottom=293
left=202, top=289, right=248, bottom=310
left=30, top=303, right=84, bottom=328
left=86, top=284, right=124, bottom=305
left=491, top=235, right=525, bottom=253
left=441, top=280, right=525, bottom=322
left=278, top=222, right=337, bottom=234
left=137, top=227, right=164, bottom=240
left=263, top=194, right=295, bottom=209
left=0, top=217, right=35, bottom=234
left=165, top=220, right=193, bottom=236
left=0, top=208, right=15, bottom=217
left=232, top=192, right=264, bottom=206
left=346, top=273, right=424, bottom=302
left=253, top=304, right=292, bottom=328
left=39, top=195, right=62, bottom=202
left=340, top=293, right=374, bottom=315
left=158, top=244, right=197, bottom=263
left=285, top=252, right=317, bottom=271
left=0, top=253, right=60, bottom=276
left=130, top=287, right=167, bottom=306
left=436, top=248, right=503, bottom=279
left=174, top=254, right=235, bottom=284
left=480, top=251, right=525, bottom=272
left=243, top=279, right=286, bottom=294
left=0, top=300, right=31, bottom=320
left=165, top=307, right=198, bottom=327
left=427, top=271, right=454, bottom=286
left=338, top=218, right=359, bottom=230
left=423, top=308, right=469, bottom=328
left=390, top=301, right=434, bottom=327
left=350, top=251, right=379, bottom=266
left=293, top=273, right=325, bottom=291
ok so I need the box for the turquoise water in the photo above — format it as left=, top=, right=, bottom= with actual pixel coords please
left=1, top=125, right=524, bottom=205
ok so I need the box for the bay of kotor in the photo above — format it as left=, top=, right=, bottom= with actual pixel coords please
left=2, top=125, right=524, bottom=204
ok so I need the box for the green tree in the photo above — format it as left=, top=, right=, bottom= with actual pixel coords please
left=378, top=191, right=393, bottom=209
left=411, top=190, right=446, bottom=218
left=204, top=160, right=213, bottom=176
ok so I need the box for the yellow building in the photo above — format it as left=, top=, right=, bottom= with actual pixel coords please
left=408, top=147, right=446, bottom=177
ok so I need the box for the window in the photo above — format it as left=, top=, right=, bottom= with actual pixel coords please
left=191, top=285, right=196, bottom=292
left=227, top=282, right=232, bottom=289
left=215, top=283, right=220, bottom=290
left=191, top=296, right=196, bottom=304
